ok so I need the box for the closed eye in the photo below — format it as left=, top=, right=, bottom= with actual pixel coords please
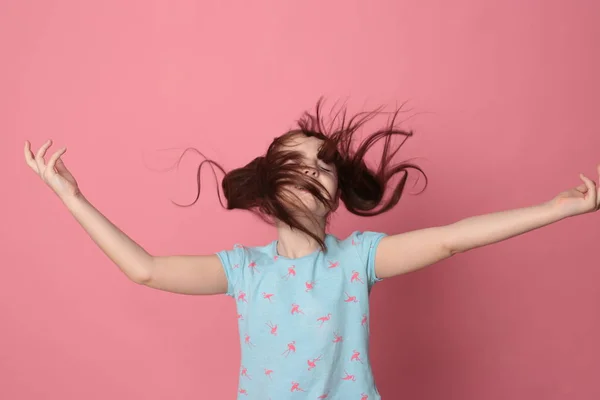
left=316, top=161, right=330, bottom=170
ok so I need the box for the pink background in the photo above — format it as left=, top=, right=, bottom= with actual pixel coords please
left=2, top=1, right=599, bottom=399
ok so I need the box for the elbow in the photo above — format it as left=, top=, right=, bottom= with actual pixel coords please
left=130, top=272, right=151, bottom=285
left=447, top=245, right=461, bottom=257
left=132, top=274, right=151, bottom=286
left=131, top=257, right=155, bottom=285
left=440, top=225, right=462, bottom=257
left=443, top=236, right=461, bottom=257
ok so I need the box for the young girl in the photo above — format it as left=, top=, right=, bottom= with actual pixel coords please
left=24, top=100, right=599, bottom=400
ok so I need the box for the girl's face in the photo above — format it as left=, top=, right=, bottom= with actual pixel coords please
left=282, top=134, right=339, bottom=217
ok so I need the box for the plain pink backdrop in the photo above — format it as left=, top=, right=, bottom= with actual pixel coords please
left=2, top=0, right=599, bottom=399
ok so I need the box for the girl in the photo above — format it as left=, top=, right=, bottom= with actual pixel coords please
left=24, top=100, right=599, bottom=399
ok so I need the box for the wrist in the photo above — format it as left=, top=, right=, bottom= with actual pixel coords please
left=544, top=198, right=573, bottom=221
left=60, top=191, right=87, bottom=210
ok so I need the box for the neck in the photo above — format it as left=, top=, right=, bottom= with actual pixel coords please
left=275, top=217, right=326, bottom=259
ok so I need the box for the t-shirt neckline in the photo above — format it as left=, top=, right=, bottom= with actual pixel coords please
left=271, top=235, right=329, bottom=261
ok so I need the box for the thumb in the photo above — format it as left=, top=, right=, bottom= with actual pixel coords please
left=55, top=157, right=76, bottom=182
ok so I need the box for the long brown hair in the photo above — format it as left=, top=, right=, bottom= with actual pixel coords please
left=177, top=98, right=427, bottom=251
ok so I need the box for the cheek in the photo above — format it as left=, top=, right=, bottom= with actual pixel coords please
left=325, top=177, right=338, bottom=195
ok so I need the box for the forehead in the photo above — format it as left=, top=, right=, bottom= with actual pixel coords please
left=282, top=134, right=324, bottom=155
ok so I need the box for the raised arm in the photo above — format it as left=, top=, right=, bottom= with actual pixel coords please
left=375, top=167, right=600, bottom=279
left=24, top=139, right=227, bottom=295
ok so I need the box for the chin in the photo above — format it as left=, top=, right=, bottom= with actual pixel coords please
left=285, top=197, right=326, bottom=218
left=282, top=187, right=333, bottom=217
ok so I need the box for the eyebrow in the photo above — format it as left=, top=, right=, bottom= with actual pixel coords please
left=285, top=145, right=333, bottom=166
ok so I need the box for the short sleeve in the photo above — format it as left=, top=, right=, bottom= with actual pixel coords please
left=351, top=231, right=387, bottom=288
left=216, top=244, right=248, bottom=297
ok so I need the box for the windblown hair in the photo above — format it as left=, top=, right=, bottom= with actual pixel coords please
left=180, top=98, right=427, bottom=251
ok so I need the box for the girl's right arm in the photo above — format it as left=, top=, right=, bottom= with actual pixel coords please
left=24, top=140, right=228, bottom=296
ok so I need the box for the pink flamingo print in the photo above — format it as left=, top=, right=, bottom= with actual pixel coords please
left=317, top=393, right=329, bottom=399
left=240, top=365, right=252, bottom=380
left=332, top=331, right=343, bottom=343
left=247, top=261, right=259, bottom=273
left=317, top=313, right=332, bottom=327
left=262, top=292, right=274, bottom=302
left=282, top=341, right=296, bottom=357
left=238, top=388, right=248, bottom=396
left=344, top=292, right=358, bottom=303
left=361, top=314, right=368, bottom=327
left=350, top=270, right=364, bottom=284
left=233, top=263, right=240, bottom=269
left=244, top=334, right=255, bottom=348
left=361, top=394, right=369, bottom=400
left=351, top=350, right=364, bottom=364
left=290, top=303, right=305, bottom=315
left=264, top=368, right=274, bottom=380
left=352, top=238, right=360, bottom=246
left=273, top=255, right=279, bottom=261
left=237, top=314, right=243, bottom=321
left=341, top=370, right=356, bottom=382
left=237, top=291, right=248, bottom=303
left=327, top=260, right=339, bottom=269
left=307, top=355, right=322, bottom=370
left=305, top=281, right=316, bottom=292
left=282, top=265, right=296, bottom=280
left=266, top=321, right=278, bottom=335
left=290, top=381, right=305, bottom=392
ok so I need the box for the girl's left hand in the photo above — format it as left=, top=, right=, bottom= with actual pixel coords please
left=550, top=164, right=600, bottom=218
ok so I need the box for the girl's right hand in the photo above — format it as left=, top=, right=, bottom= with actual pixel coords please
left=24, top=139, right=81, bottom=200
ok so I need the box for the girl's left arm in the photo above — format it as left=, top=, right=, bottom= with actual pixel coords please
left=375, top=166, right=600, bottom=279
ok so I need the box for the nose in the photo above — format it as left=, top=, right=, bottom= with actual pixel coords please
left=303, top=166, right=318, bottom=177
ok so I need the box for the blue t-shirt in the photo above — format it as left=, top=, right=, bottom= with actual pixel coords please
left=216, top=230, right=387, bottom=400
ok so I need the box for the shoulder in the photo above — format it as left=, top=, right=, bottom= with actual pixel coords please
left=217, top=239, right=276, bottom=266
left=328, top=230, right=387, bottom=245
left=325, top=231, right=387, bottom=255
left=325, top=231, right=388, bottom=286
left=215, top=239, right=277, bottom=297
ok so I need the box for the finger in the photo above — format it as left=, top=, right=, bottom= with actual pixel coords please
left=597, top=164, right=600, bottom=207
left=24, top=141, right=39, bottom=173
left=574, top=183, right=588, bottom=194
left=45, top=147, right=67, bottom=178
left=55, top=157, right=75, bottom=181
left=568, top=189, right=585, bottom=198
left=35, top=139, right=53, bottom=173
left=55, top=156, right=67, bottom=172
left=579, top=173, right=597, bottom=205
